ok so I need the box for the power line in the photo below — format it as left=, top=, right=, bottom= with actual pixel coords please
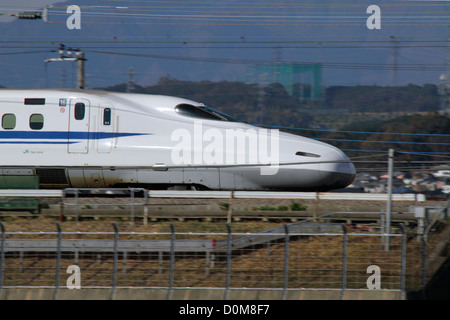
left=2, top=44, right=449, bottom=51
left=0, top=50, right=50, bottom=56
left=38, top=2, right=450, bottom=26
left=343, top=149, right=450, bottom=155
left=2, top=39, right=449, bottom=44
left=254, top=124, right=450, bottom=137
left=4, top=2, right=450, bottom=28
left=41, top=20, right=450, bottom=27
left=73, top=49, right=446, bottom=72
left=0, top=35, right=448, bottom=52
left=315, top=137, right=450, bottom=146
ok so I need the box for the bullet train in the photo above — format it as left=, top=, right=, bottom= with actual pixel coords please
left=0, top=89, right=355, bottom=191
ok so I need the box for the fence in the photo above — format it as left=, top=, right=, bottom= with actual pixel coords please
left=62, top=188, right=148, bottom=223
left=0, top=221, right=414, bottom=299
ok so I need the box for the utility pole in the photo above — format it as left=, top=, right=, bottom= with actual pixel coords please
left=257, top=75, right=266, bottom=124
left=390, top=36, right=399, bottom=86
left=126, top=66, right=135, bottom=93
left=45, top=44, right=86, bottom=89
left=273, top=46, right=281, bottom=84
left=76, top=51, right=85, bottom=89
left=439, top=30, right=450, bottom=114
left=385, top=148, right=394, bottom=251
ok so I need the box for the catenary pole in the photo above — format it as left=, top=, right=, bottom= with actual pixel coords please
left=385, top=148, right=394, bottom=251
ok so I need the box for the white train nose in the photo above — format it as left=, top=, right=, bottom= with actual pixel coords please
left=317, top=149, right=356, bottom=190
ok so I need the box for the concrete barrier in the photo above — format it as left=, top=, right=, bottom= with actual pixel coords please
left=148, top=190, right=420, bottom=201
left=0, top=288, right=55, bottom=300
left=0, top=288, right=405, bottom=300
left=0, top=189, right=422, bottom=201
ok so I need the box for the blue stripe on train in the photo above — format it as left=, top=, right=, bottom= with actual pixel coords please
left=0, top=141, right=75, bottom=144
left=0, top=131, right=148, bottom=141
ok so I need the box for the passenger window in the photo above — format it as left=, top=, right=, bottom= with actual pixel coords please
left=2, top=114, right=16, bottom=130
left=74, top=103, right=85, bottom=120
left=29, top=114, right=44, bottom=130
left=103, top=108, right=111, bottom=125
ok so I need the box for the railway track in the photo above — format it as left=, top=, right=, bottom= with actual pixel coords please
left=0, top=189, right=446, bottom=225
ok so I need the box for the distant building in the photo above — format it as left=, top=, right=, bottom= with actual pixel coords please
left=245, top=63, right=323, bottom=101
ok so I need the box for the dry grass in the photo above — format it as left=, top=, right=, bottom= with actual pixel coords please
left=0, top=198, right=447, bottom=291
left=0, top=231, right=443, bottom=290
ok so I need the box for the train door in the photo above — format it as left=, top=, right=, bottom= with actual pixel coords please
left=68, top=98, right=90, bottom=153
left=97, top=105, right=114, bottom=153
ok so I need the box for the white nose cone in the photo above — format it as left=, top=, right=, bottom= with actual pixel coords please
left=317, top=149, right=356, bottom=190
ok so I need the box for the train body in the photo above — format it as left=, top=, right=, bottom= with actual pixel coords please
left=0, top=89, right=355, bottom=191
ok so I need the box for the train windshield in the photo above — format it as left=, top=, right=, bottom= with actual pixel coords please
left=200, top=106, right=238, bottom=122
left=175, top=104, right=238, bottom=122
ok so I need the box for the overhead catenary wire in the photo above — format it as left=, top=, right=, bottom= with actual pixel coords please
left=315, top=138, right=450, bottom=146
left=20, top=1, right=449, bottom=27
left=1, top=37, right=448, bottom=48
left=4, top=2, right=450, bottom=29
left=3, top=1, right=450, bottom=15
left=254, top=124, right=450, bottom=137
left=71, top=49, right=447, bottom=72
left=0, top=27, right=448, bottom=71
left=0, top=46, right=446, bottom=75
left=0, top=50, right=51, bottom=56
left=344, top=149, right=450, bottom=155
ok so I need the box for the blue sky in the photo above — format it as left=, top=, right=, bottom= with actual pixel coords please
left=0, top=0, right=449, bottom=89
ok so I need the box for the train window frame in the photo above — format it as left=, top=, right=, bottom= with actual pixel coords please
left=2, top=113, right=16, bottom=130
left=74, top=102, right=85, bottom=120
left=103, top=108, right=111, bottom=126
left=29, top=113, right=44, bottom=130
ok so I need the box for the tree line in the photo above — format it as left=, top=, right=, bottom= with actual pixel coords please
left=101, top=78, right=442, bottom=121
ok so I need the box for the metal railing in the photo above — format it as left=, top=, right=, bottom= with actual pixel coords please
left=0, top=222, right=413, bottom=299
left=0, top=188, right=422, bottom=201
left=62, top=188, right=148, bottom=223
